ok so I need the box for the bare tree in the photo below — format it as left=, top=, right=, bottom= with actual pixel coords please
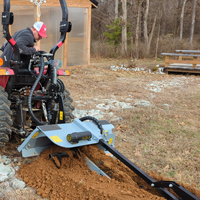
left=143, top=0, right=149, bottom=50
left=189, top=0, right=197, bottom=49
left=115, top=0, right=119, bottom=20
left=91, top=0, right=200, bottom=58
left=161, top=0, right=166, bottom=36
left=148, top=14, right=157, bottom=54
left=121, top=0, right=127, bottom=55
left=180, top=0, right=187, bottom=40
left=143, top=0, right=158, bottom=55
left=135, top=0, right=143, bottom=58
left=173, top=0, right=182, bottom=37
left=155, top=3, right=163, bottom=59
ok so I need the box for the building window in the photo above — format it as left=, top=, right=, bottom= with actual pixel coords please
left=67, top=7, right=88, bottom=66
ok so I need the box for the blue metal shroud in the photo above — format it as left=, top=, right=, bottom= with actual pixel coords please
left=17, top=119, right=115, bottom=157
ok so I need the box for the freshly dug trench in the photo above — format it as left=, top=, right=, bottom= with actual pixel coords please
left=18, top=144, right=200, bottom=200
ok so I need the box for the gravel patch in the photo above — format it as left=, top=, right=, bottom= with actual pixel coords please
left=145, top=76, right=198, bottom=93
left=73, top=98, right=151, bottom=121
left=110, top=65, right=165, bottom=74
left=0, top=156, right=29, bottom=199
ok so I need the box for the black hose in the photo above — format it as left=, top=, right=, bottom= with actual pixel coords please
left=79, top=116, right=103, bottom=135
left=28, top=55, right=48, bottom=125
left=57, top=79, right=65, bottom=93
left=47, top=61, right=57, bottom=122
left=47, top=99, right=53, bottom=122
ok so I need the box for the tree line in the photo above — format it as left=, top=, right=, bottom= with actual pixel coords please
left=91, top=0, right=200, bottom=58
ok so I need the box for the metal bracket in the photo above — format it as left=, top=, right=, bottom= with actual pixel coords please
left=151, top=181, right=200, bottom=200
left=30, top=0, right=46, bottom=17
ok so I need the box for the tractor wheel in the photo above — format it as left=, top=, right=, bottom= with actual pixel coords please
left=63, top=89, right=75, bottom=123
left=0, top=86, right=13, bottom=148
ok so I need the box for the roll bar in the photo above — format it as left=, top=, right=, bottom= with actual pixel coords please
left=2, top=0, right=20, bottom=64
left=2, top=0, right=72, bottom=61
left=50, top=0, right=72, bottom=59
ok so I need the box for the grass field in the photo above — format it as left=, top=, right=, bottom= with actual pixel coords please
left=62, top=58, right=200, bottom=188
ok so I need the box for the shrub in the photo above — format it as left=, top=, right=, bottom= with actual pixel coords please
left=103, top=18, right=122, bottom=45
left=103, top=18, right=131, bottom=46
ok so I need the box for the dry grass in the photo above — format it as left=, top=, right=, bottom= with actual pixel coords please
left=114, top=103, right=200, bottom=187
left=62, top=58, right=200, bottom=189
left=91, top=34, right=200, bottom=59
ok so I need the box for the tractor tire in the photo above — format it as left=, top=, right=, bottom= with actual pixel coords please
left=63, top=89, right=75, bottom=123
left=0, top=86, right=13, bottom=148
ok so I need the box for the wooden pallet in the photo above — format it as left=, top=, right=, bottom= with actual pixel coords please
left=161, top=51, right=200, bottom=74
left=164, top=65, right=200, bottom=74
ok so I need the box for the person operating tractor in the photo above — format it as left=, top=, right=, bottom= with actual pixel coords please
left=0, top=21, right=47, bottom=67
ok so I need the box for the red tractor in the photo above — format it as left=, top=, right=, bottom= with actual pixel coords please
left=0, top=0, right=74, bottom=147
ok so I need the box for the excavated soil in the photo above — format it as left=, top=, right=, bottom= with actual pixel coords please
left=18, top=144, right=200, bottom=200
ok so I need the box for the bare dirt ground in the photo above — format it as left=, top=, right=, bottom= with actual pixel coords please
left=1, top=58, right=200, bottom=199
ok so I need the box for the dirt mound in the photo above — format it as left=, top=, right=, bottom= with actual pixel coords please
left=17, top=144, right=200, bottom=200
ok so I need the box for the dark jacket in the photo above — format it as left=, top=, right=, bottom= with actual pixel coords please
left=0, top=27, right=36, bottom=67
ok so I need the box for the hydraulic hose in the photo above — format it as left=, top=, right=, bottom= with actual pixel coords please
left=47, top=62, right=57, bottom=122
left=28, top=55, right=48, bottom=125
left=79, top=116, right=104, bottom=135
left=57, top=79, right=65, bottom=93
